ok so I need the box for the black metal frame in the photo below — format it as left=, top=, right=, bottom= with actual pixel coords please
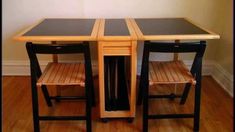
left=137, top=41, right=206, bottom=132
left=26, top=42, right=95, bottom=132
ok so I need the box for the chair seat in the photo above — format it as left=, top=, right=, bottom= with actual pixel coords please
left=149, top=60, right=196, bottom=85
left=37, top=62, right=85, bottom=87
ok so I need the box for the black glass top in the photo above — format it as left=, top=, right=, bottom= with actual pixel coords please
left=135, top=18, right=208, bottom=35
left=104, top=19, right=130, bottom=36
left=23, top=19, right=96, bottom=36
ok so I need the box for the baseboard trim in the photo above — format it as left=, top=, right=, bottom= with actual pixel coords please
left=211, top=63, right=233, bottom=97
left=3, top=60, right=233, bottom=97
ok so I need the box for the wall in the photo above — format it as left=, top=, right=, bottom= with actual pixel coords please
left=2, top=0, right=233, bottom=96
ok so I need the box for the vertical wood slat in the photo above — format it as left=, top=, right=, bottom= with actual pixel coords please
left=76, top=64, right=85, bottom=84
left=165, top=62, right=180, bottom=82
left=149, top=61, right=195, bottom=85
left=53, top=63, right=66, bottom=83
left=172, top=62, right=186, bottom=81
left=47, top=63, right=61, bottom=83
left=70, top=64, right=80, bottom=83
left=51, top=41, right=58, bottom=63
left=160, top=62, right=174, bottom=82
left=173, top=40, right=180, bottom=61
left=58, top=64, right=70, bottom=83
left=64, top=63, right=76, bottom=83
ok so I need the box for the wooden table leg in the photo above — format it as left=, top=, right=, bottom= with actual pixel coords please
left=173, top=40, right=180, bottom=61
left=51, top=41, right=61, bottom=99
left=173, top=40, right=180, bottom=96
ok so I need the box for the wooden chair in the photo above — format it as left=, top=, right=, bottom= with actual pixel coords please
left=26, top=42, right=95, bottom=132
left=137, top=41, right=206, bottom=132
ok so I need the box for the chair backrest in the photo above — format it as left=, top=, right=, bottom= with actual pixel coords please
left=141, top=41, right=206, bottom=78
left=26, top=42, right=92, bottom=82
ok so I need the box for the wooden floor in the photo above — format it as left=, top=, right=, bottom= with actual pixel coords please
left=2, top=76, right=233, bottom=132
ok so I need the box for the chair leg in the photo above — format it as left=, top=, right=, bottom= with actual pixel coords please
left=41, top=85, right=52, bottom=106
left=85, top=79, right=92, bottom=132
left=143, top=83, right=149, bottom=132
left=180, top=83, right=191, bottom=105
left=86, top=101, right=92, bottom=132
left=137, top=60, right=148, bottom=105
left=90, top=77, right=96, bottom=107
left=193, top=69, right=202, bottom=131
left=137, top=76, right=144, bottom=105
left=32, top=85, right=40, bottom=132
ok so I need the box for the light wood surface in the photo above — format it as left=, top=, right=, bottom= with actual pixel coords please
left=2, top=76, right=233, bottom=132
left=173, top=40, right=180, bottom=61
left=14, top=19, right=101, bottom=42
left=37, top=62, right=85, bottom=87
left=149, top=61, right=196, bottom=85
left=97, top=19, right=137, bottom=118
left=98, top=40, right=137, bottom=118
left=130, top=18, right=220, bottom=41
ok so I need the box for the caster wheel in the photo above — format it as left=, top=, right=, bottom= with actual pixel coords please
left=101, top=118, right=108, bottom=123
left=127, top=118, right=134, bottom=123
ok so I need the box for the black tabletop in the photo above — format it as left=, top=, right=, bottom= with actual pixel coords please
left=135, top=18, right=209, bottom=35
left=23, top=19, right=96, bottom=36
left=104, top=19, right=130, bottom=36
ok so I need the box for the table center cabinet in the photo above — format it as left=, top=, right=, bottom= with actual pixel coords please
left=97, top=19, right=137, bottom=120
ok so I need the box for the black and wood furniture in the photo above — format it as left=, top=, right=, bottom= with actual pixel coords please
left=138, top=41, right=206, bottom=132
left=14, top=18, right=220, bottom=130
left=15, top=18, right=100, bottom=131
left=14, top=18, right=100, bottom=103
left=130, top=18, right=219, bottom=131
left=26, top=42, right=94, bottom=132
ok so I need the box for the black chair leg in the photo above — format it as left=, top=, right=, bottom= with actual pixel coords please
left=193, top=66, right=202, bottom=131
left=143, top=81, right=149, bottom=132
left=31, top=83, right=40, bottom=132
left=90, top=78, right=96, bottom=107
left=180, top=83, right=191, bottom=105
left=137, top=75, right=144, bottom=105
left=41, top=85, right=52, bottom=106
left=85, top=84, right=92, bottom=132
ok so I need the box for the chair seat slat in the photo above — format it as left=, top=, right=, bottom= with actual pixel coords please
left=37, top=63, right=85, bottom=87
left=149, top=61, right=196, bottom=85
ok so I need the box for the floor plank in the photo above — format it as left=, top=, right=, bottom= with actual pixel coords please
left=2, top=76, right=233, bottom=132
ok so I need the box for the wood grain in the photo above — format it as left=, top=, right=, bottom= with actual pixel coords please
left=37, top=62, right=85, bottom=87
left=2, top=76, right=233, bottom=132
left=149, top=61, right=196, bottom=85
